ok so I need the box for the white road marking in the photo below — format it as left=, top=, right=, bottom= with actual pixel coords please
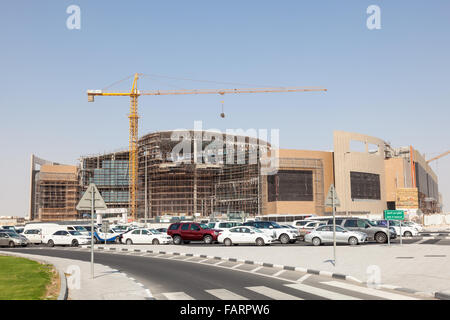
left=205, top=289, right=248, bottom=300
left=272, top=270, right=285, bottom=277
left=246, top=286, right=303, bottom=300
left=198, top=258, right=210, bottom=263
left=285, top=283, right=361, bottom=300
left=214, top=260, right=225, bottom=265
left=297, top=274, right=311, bottom=283
left=321, top=281, right=418, bottom=300
left=161, top=292, right=195, bottom=300
left=250, top=266, right=264, bottom=273
left=231, top=263, right=243, bottom=269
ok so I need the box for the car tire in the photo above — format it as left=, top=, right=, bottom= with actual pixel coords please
left=126, top=239, right=133, bottom=245
left=173, top=235, right=182, bottom=245
left=312, top=237, right=321, bottom=246
left=94, top=237, right=100, bottom=244
left=47, top=240, right=54, bottom=247
left=279, top=233, right=290, bottom=244
left=224, top=238, right=232, bottom=246
left=289, top=239, right=297, bottom=244
left=348, top=237, right=358, bottom=246
left=255, top=237, right=265, bottom=246
left=71, top=240, right=79, bottom=247
left=8, top=241, right=15, bottom=248
left=115, top=237, right=121, bottom=244
left=152, top=239, right=160, bottom=245
left=375, top=232, right=387, bottom=243
left=203, top=235, right=213, bottom=244
left=404, top=231, right=412, bottom=237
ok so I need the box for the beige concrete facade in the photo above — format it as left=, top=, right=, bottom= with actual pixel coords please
left=262, top=149, right=334, bottom=215
left=333, top=131, right=387, bottom=214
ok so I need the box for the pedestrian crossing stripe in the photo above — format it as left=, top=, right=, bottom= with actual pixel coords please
left=321, top=281, right=418, bottom=300
left=205, top=289, right=248, bottom=300
left=284, top=283, right=361, bottom=300
left=246, top=286, right=303, bottom=300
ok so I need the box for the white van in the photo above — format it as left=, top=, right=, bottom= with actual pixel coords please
left=23, top=228, right=43, bottom=244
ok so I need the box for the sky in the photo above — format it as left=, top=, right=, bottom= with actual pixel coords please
left=0, top=1, right=449, bottom=217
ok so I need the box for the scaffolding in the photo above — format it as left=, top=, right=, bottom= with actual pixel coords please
left=137, top=131, right=264, bottom=218
left=37, top=171, right=78, bottom=221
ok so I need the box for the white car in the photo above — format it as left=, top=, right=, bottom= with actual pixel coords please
left=23, top=229, right=43, bottom=244
left=388, top=222, right=419, bottom=237
left=305, top=225, right=368, bottom=246
left=217, top=226, right=273, bottom=246
left=403, top=221, right=423, bottom=233
left=243, top=221, right=300, bottom=244
left=45, top=230, right=91, bottom=247
left=67, top=225, right=91, bottom=236
left=297, top=221, right=327, bottom=238
left=122, top=228, right=173, bottom=245
left=207, top=221, right=243, bottom=230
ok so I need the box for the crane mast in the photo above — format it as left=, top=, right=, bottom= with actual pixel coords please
left=87, top=73, right=327, bottom=221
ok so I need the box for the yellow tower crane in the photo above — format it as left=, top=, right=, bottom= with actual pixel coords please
left=427, top=150, right=450, bottom=163
left=87, top=73, right=327, bottom=221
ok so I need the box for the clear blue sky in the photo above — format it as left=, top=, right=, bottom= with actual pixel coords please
left=0, top=1, right=449, bottom=217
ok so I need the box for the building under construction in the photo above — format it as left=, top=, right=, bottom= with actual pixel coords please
left=77, top=130, right=266, bottom=218
left=29, top=130, right=442, bottom=222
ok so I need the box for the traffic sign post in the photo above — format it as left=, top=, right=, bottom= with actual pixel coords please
left=384, top=210, right=405, bottom=246
left=76, top=183, right=107, bottom=279
left=325, top=184, right=340, bottom=266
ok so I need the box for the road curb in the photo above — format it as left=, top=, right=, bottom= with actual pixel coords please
left=81, top=246, right=448, bottom=299
left=0, top=251, right=68, bottom=300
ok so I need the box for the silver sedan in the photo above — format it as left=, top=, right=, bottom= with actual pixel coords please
left=304, top=225, right=367, bottom=246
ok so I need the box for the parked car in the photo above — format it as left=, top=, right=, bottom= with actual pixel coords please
left=0, top=230, right=29, bottom=243
left=23, top=228, right=43, bottom=244
left=403, top=221, right=423, bottom=233
left=167, top=222, right=221, bottom=244
left=94, top=229, right=122, bottom=243
left=217, top=226, right=273, bottom=246
left=292, top=220, right=314, bottom=228
left=207, top=221, right=243, bottom=230
left=242, top=221, right=299, bottom=244
left=44, top=230, right=91, bottom=247
left=0, top=232, right=28, bottom=247
left=304, top=225, right=368, bottom=246
left=375, top=220, right=418, bottom=237
left=298, top=221, right=327, bottom=239
left=66, top=225, right=91, bottom=236
left=120, top=228, right=173, bottom=245
left=332, top=217, right=394, bottom=243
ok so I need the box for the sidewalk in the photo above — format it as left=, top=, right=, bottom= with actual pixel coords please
left=0, top=251, right=152, bottom=300
left=88, top=243, right=450, bottom=295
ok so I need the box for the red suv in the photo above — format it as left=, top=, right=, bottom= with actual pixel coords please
left=167, top=222, right=220, bottom=244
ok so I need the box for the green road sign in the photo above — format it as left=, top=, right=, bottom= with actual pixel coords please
left=384, top=210, right=405, bottom=220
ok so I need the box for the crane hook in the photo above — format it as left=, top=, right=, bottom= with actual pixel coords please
left=220, top=100, right=225, bottom=118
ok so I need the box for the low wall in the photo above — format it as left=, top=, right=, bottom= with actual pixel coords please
left=424, top=214, right=450, bottom=226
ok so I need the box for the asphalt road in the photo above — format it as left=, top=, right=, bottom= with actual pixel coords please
left=3, top=247, right=425, bottom=300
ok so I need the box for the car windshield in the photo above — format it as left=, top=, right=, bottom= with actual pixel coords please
left=69, top=231, right=82, bottom=236
left=149, top=229, right=161, bottom=234
left=269, top=222, right=281, bottom=228
left=199, top=224, right=210, bottom=229
left=252, top=228, right=263, bottom=233
left=367, top=220, right=378, bottom=227
left=74, top=226, right=87, bottom=232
